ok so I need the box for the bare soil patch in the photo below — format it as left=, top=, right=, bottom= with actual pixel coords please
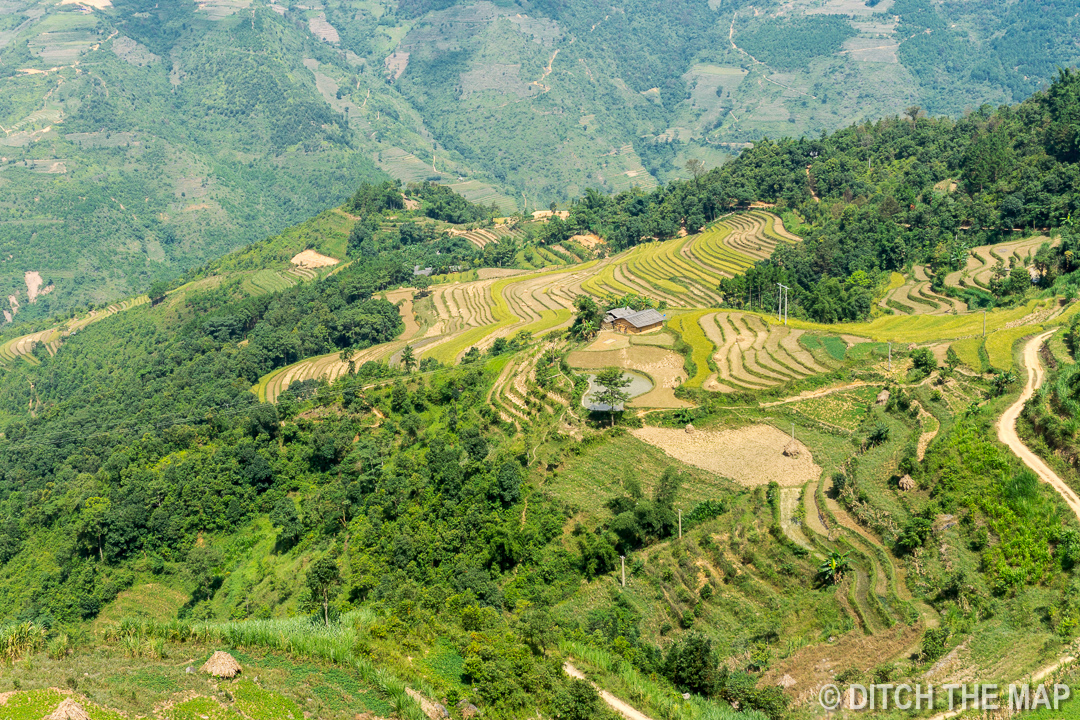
left=291, top=249, right=339, bottom=268
left=584, top=330, right=630, bottom=351
left=569, top=233, right=605, bottom=249
left=760, top=624, right=923, bottom=706
left=477, top=267, right=527, bottom=279
left=24, top=271, right=45, bottom=302
left=630, top=425, right=820, bottom=487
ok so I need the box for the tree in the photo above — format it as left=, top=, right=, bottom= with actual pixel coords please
left=79, top=497, right=111, bottom=562
left=413, top=274, right=432, bottom=296
left=185, top=543, right=222, bottom=602
left=551, top=678, right=603, bottom=720
left=664, top=631, right=718, bottom=695
left=817, top=550, right=849, bottom=585
left=685, top=158, right=706, bottom=184
left=593, top=367, right=631, bottom=425
left=911, top=347, right=936, bottom=374
left=307, top=555, right=341, bottom=626
left=400, top=344, right=416, bottom=373
left=904, top=105, right=922, bottom=127
left=149, top=280, right=169, bottom=306
left=654, top=467, right=680, bottom=508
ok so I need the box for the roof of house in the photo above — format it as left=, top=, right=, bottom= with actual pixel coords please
left=604, top=307, right=638, bottom=321
left=622, top=308, right=665, bottom=328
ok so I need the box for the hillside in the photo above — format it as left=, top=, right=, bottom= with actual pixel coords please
left=2, top=0, right=1078, bottom=325
left=5, top=72, right=1080, bottom=720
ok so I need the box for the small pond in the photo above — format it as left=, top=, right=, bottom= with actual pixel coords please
left=581, top=370, right=653, bottom=411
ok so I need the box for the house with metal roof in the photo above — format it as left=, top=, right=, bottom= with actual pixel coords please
left=602, top=307, right=666, bottom=333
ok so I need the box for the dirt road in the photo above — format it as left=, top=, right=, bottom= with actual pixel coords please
left=563, top=662, right=655, bottom=720
left=997, top=330, right=1080, bottom=521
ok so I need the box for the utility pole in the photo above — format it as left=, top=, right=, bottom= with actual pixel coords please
left=791, top=422, right=795, bottom=440
left=778, top=283, right=790, bottom=325
left=777, top=282, right=783, bottom=323
left=620, top=555, right=626, bottom=587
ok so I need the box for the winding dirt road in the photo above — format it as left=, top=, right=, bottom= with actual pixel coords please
left=563, top=662, right=654, bottom=720
left=997, top=330, right=1080, bottom=521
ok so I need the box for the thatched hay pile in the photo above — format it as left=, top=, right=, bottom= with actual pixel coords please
left=44, top=699, right=90, bottom=720
left=782, top=441, right=801, bottom=458
left=200, top=651, right=241, bottom=678
left=898, top=474, right=916, bottom=491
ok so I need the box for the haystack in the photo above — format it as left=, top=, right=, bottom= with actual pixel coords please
left=200, top=650, right=241, bottom=678
left=875, top=389, right=890, bottom=405
left=778, top=674, right=797, bottom=689
left=44, top=699, right=90, bottom=720
left=684, top=423, right=695, bottom=434
left=898, top=475, right=916, bottom=491
left=782, top=441, right=801, bottom=458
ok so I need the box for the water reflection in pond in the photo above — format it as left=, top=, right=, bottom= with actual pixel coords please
left=581, top=370, right=653, bottom=411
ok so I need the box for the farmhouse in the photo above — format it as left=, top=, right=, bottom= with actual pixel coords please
left=603, top=307, right=665, bottom=333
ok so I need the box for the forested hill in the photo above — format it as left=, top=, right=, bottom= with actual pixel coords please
left=538, top=68, right=1080, bottom=322
left=2, top=0, right=1078, bottom=326
left=6, top=71, right=1080, bottom=720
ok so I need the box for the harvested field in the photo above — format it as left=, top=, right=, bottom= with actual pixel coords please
left=630, top=424, right=821, bottom=487
left=584, top=331, right=630, bottom=351
left=944, top=235, right=1054, bottom=290
left=879, top=265, right=966, bottom=315
left=567, top=344, right=692, bottom=408
left=290, top=249, right=339, bottom=268
left=477, top=267, right=527, bottom=279
left=630, top=331, right=675, bottom=346
left=700, top=312, right=840, bottom=392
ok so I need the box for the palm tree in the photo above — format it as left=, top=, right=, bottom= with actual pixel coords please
left=817, top=551, right=850, bottom=585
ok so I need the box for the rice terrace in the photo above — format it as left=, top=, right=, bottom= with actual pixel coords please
left=7, top=62, right=1080, bottom=720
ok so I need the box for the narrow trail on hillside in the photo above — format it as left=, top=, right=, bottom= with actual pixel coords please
left=563, top=662, right=655, bottom=720
left=997, top=330, right=1080, bottom=521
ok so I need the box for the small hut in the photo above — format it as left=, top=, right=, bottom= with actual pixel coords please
left=45, top=699, right=90, bottom=720
left=898, top=475, right=916, bottom=491
left=200, top=650, right=242, bottom=678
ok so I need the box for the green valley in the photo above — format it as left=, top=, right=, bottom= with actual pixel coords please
left=2, top=13, right=1080, bottom=720
left=2, top=0, right=1079, bottom=324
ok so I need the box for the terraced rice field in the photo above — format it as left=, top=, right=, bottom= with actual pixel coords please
left=582, top=210, right=800, bottom=307
left=880, top=265, right=968, bottom=315
left=0, top=296, right=149, bottom=366
left=258, top=291, right=422, bottom=402
left=457, top=223, right=526, bottom=249
left=698, top=312, right=841, bottom=392
left=944, top=235, right=1054, bottom=290
left=487, top=344, right=574, bottom=428
left=241, top=269, right=299, bottom=296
